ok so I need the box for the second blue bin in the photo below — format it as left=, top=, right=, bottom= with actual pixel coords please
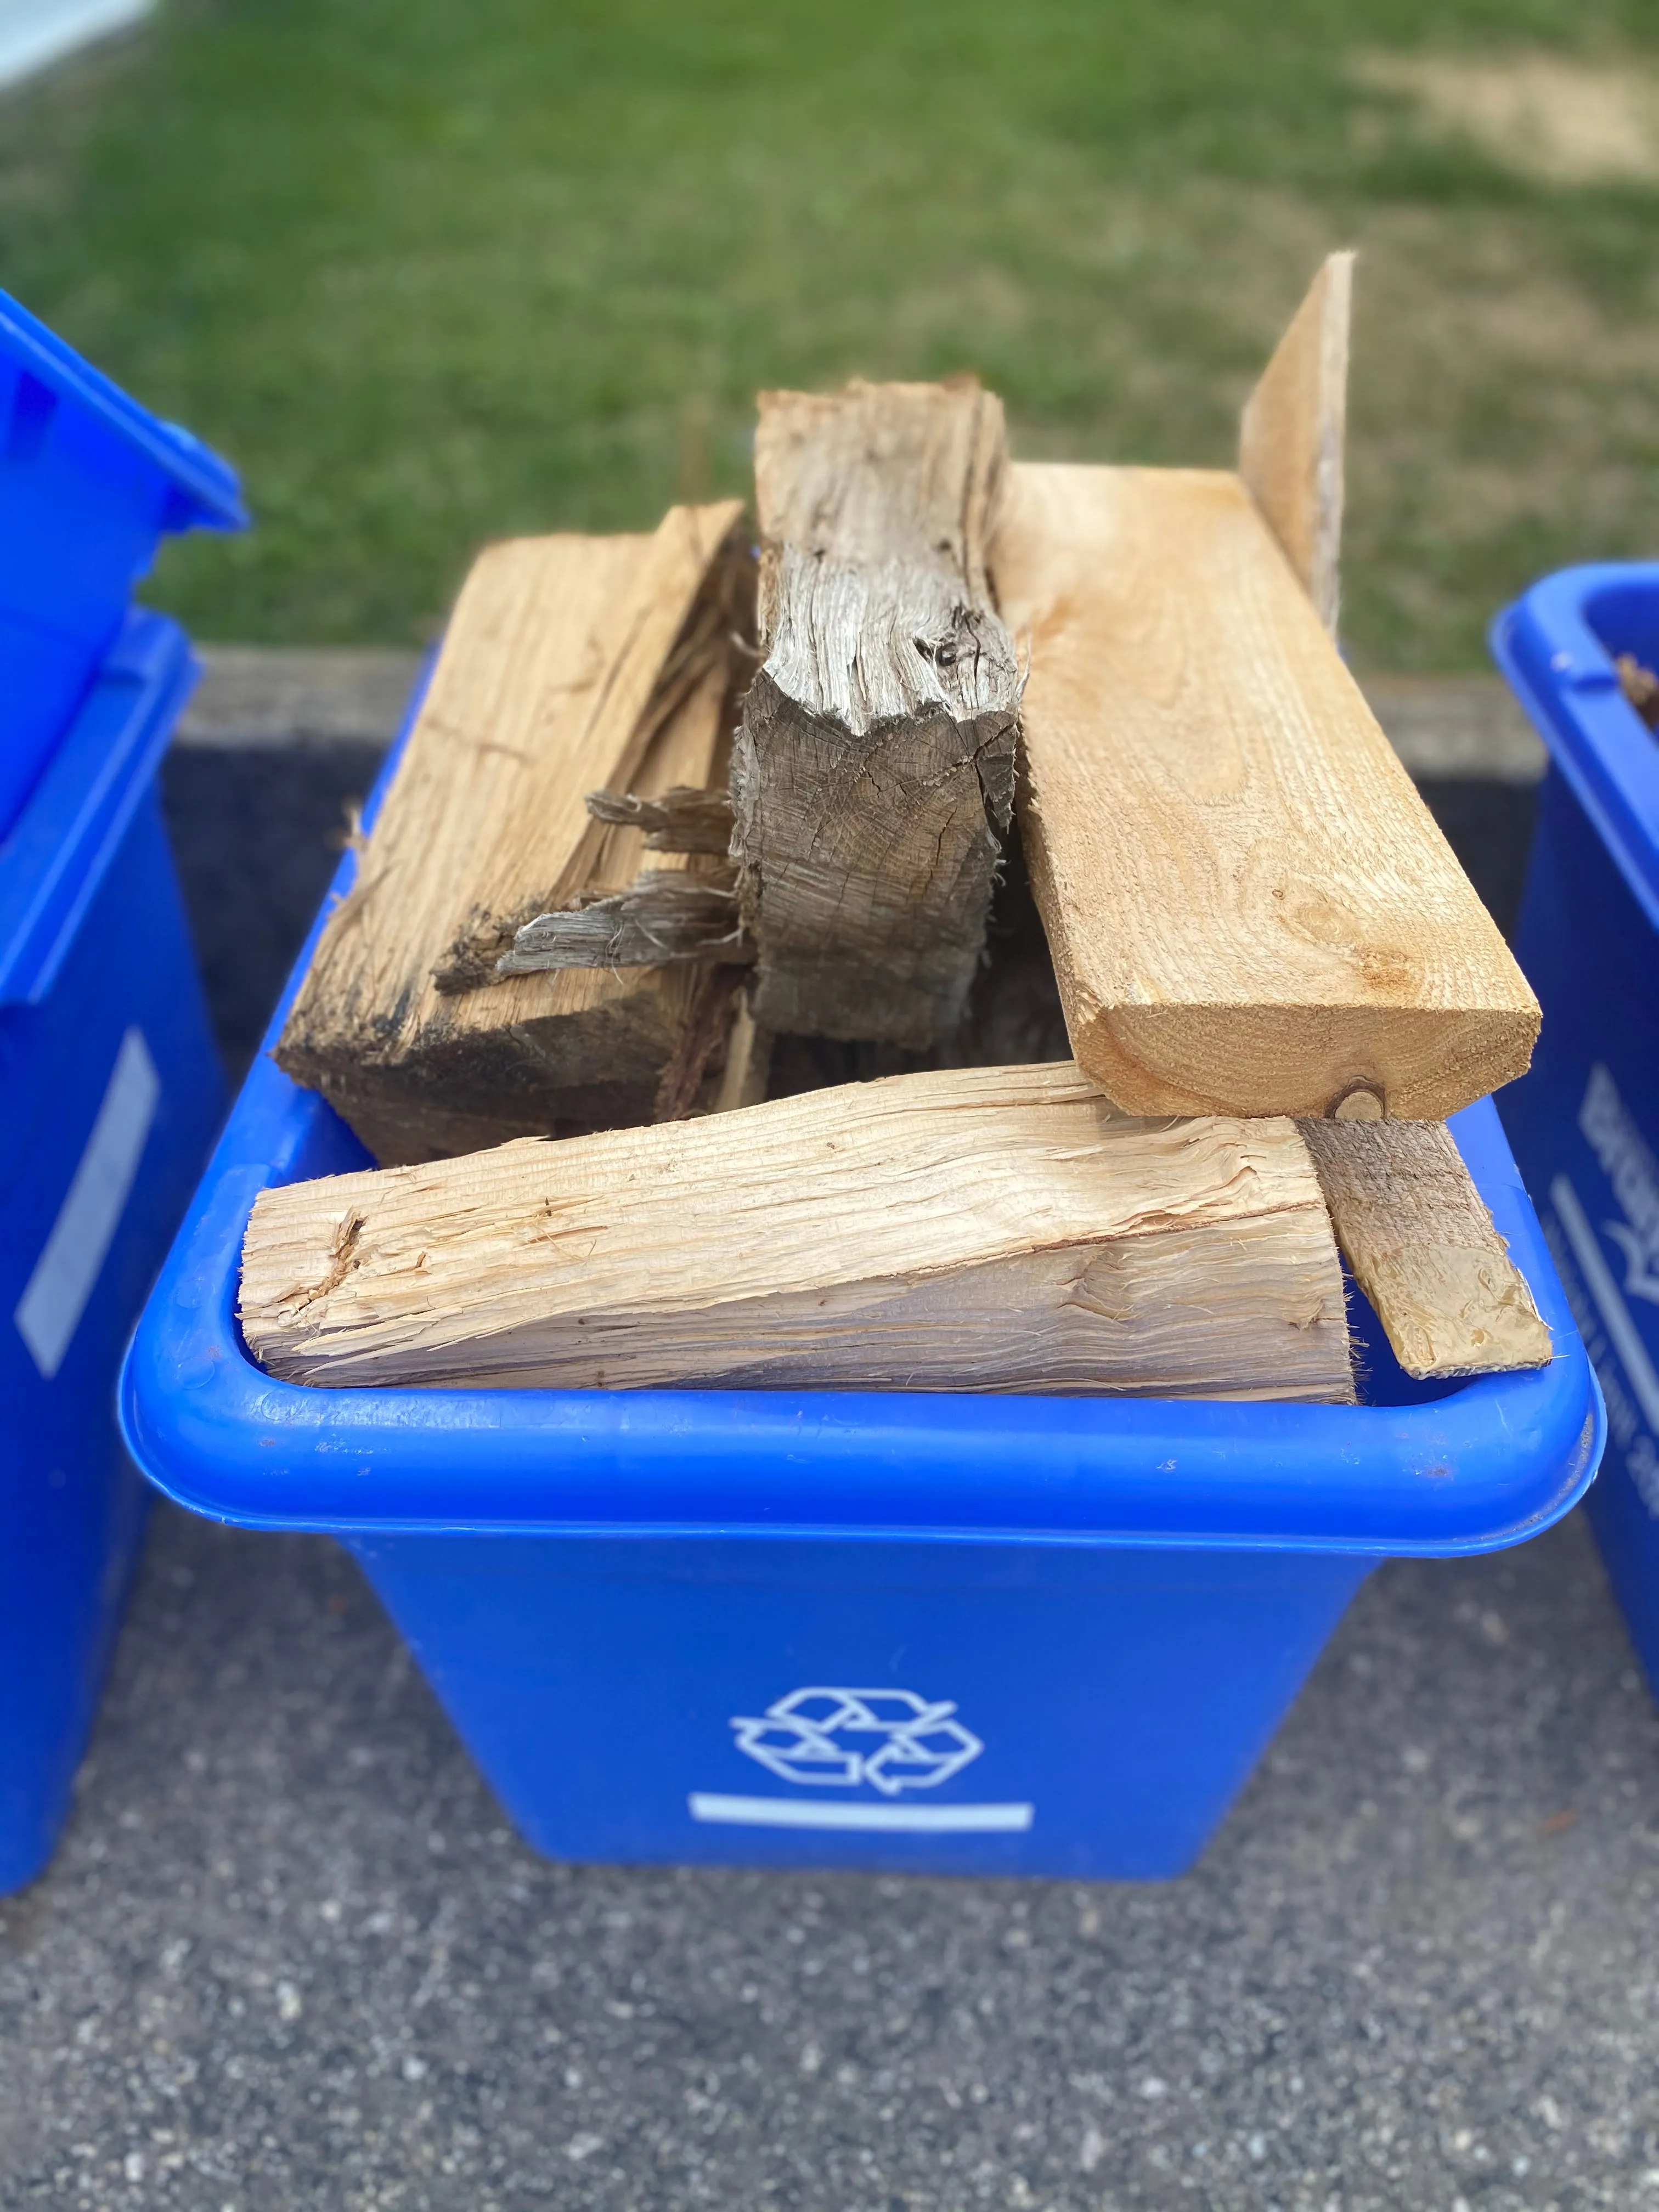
left=1, top=611, right=223, bottom=1891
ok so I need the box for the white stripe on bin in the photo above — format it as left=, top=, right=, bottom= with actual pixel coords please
left=687, top=1793, right=1034, bottom=1833
left=15, top=1028, right=159, bottom=1381
left=1550, top=1172, right=1659, bottom=1434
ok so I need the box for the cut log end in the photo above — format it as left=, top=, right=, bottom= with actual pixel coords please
left=1063, top=997, right=1539, bottom=1125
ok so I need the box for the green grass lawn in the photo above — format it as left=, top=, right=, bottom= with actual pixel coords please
left=3, top=0, right=1657, bottom=665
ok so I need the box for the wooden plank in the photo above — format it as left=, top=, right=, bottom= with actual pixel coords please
left=731, top=379, right=1023, bottom=1048
left=1301, top=1117, right=1551, bottom=1378
left=992, top=463, right=1540, bottom=1121
left=238, top=1063, right=1356, bottom=1401
left=1239, top=250, right=1353, bottom=635
left=274, top=504, right=748, bottom=1164
left=1240, top=257, right=1547, bottom=1339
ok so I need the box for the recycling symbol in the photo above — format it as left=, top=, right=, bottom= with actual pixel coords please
left=728, top=1686, right=984, bottom=1796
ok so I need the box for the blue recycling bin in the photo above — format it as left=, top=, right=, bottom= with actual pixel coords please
left=118, top=682, right=1603, bottom=1881
left=0, top=611, right=224, bottom=1892
left=0, top=288, right=246, bottom=843
left=1494, top=563, right=1659, bottom=1701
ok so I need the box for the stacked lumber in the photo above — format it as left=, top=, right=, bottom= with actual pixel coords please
left=248, top=254, right=1553, bottom=1402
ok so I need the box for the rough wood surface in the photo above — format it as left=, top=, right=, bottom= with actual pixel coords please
left=274, top=504, right=749, bottom=1163
left=1239, top=252, right=1354, bottom=635
left=1301, top=1116, right=1551, bottom=1378
left=239, top=1062, right=1355, bottom=1400
left=731, top=380, right=1023, bottom=1048
left=498, top=868, right=745, bottom=972
left=585, top=783, right=735, bottom=854
left=993, top=463, right=1540, bottom=1121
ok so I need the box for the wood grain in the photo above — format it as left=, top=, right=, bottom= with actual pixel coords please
left=239, top=1062, right=1355, bottom=1401
left=1239, top=251, right=1354, bottom=635
left=1300, top=1116, right=1551, bottom=1379
left=992, top=463, right=1539, bottom=1121
left=275, top=504, right=749, bottom=1163
left=731, top=380, right=1023, bottom=1047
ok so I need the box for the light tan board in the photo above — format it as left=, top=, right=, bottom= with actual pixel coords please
left=275, top=503, right=749, bottom=1164
left=1239, top=251, right=1354, bottom=636
left=239, top=1062, right=1356, bottom=1402
left=992, top=464, right=1539, bottom=1121
left=1300, top=1116, right=1551, bottom=1379
left=731, top=380, right=1023, bottom=1048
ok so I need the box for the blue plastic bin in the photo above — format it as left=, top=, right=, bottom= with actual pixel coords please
left=1, top=610, right=224, bottom=1892
left=0, top=289, right=246, bottom=843
left=119, top=690, right=1603, bottom=1880
left=1494, top=563, right=1659, bottom=1702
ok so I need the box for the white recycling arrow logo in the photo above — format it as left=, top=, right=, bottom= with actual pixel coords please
left=728, top=1686, right=984, bottom=1796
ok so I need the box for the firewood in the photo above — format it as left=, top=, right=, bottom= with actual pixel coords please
left=729, top=379, right=1023, bottom=1048
left=238, top=1063, right=1356, bottom=1401
left=993, top=461, right=1539, bottom=1121
left=274, top=504, right=751, bottom=1163
left=1300, top=1117, right=1551, bottom=1379
left=585, top=784, right=736, bottom=854
left=1239, top=251, right=1354, bottom=636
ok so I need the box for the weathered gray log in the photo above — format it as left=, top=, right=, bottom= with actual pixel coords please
left=730, top=380, right=1023, bottom=1049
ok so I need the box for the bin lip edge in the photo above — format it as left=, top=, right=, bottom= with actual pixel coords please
left=1492, top=562, right=1659, bottom=931
left=0, top=610, right=197, bottom=1005
left=0, top=286, right=246, bottom=531
left=117, top=1130, right=1605, bottom=1554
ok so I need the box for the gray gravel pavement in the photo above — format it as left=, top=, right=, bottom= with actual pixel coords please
left=2, top=1503, right=1656, bottom=2211
left=2, top=656, right=1646, bottom=2212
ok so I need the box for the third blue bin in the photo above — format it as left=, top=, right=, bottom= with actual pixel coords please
left=1495, top=563, right=1659, bottom=1700
left=0, top=289, right=246, bottom=843
left=118, top=681, right=1604, bottom=1882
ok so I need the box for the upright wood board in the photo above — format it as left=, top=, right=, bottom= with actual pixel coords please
left=732, top=380, right=1022, bottom=1048
left=238, top=1063, right=1355, bottom=1402
left=992, top=464, right=1539, bottom=1121
left=275, top=503, right=748, bottom=1163
left=1239, top=250, right=1353, bottom=635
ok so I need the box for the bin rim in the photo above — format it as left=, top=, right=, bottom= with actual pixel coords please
left=0, top=287, right=246, bottom=533
left=0, top=609, right=196, bottom=1007
left=1491, top=560, right=1659, bottom=937
left=117, top=656, right=1604, bottom=1559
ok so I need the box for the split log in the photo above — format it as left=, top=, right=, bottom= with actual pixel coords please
left=1300, top=1117, right=1551, bottom=1379
left=238, top=1062, right=1355, bottom=1401
left=730, top=379, right=1023, bottom=1048
left=992, top=462, right=1539, bottom=1121
left=1239, top=250, right=1354, bottom=635
left=274, top=504, right=751, bottom=1164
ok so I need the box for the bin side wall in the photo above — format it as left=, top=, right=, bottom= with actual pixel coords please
left=349, top=1533, right=1370, bottom=1881
left=0, top=786, right=222, bottom=1892
left=1505, top=762, right=1659, bottom=1699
